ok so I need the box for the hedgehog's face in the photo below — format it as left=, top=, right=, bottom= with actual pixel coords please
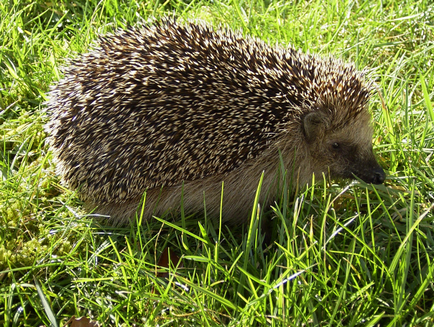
left=303, top=110, right=385, bottom=184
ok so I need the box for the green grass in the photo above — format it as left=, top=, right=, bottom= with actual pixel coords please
left=1, top=0, right=433, bottom=325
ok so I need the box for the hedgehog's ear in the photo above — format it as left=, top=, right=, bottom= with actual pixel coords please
left=303, top=111, right=329, bottom=142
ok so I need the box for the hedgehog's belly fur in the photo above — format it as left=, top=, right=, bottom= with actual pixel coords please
left=87, top=174, right=266, bottom=225
left=84, top=146, right=308, bottom=225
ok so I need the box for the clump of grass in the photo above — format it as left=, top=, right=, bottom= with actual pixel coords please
left=0, top=0, right=433, bottom=326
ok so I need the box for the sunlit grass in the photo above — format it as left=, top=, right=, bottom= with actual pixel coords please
left=0, top=0, right=433, bottom=325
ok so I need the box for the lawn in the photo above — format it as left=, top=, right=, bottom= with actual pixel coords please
left=1, top=0, right=433, bottom=326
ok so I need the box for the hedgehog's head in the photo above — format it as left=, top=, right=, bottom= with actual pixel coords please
left=302, top=105, right=385, bottom=184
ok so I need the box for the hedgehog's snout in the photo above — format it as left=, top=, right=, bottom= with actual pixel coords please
left=369, top=166, right=386, bottom=184
left=354, top=164, right=386, bottom=185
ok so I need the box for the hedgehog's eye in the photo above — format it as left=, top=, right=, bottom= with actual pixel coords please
left=332, top=142, right=340, bottom=149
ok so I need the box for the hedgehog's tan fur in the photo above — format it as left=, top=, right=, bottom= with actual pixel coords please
left=46, top=19, right=385, bottom=224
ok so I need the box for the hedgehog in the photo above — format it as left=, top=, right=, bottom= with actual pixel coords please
left=45, top=19, right=386, bottom=225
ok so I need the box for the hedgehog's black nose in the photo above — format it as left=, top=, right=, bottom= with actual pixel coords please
left=371, top=167, right=386, bottom=184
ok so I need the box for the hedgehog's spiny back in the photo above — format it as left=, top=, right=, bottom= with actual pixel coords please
left=46, top=20, right=371, bottom=206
